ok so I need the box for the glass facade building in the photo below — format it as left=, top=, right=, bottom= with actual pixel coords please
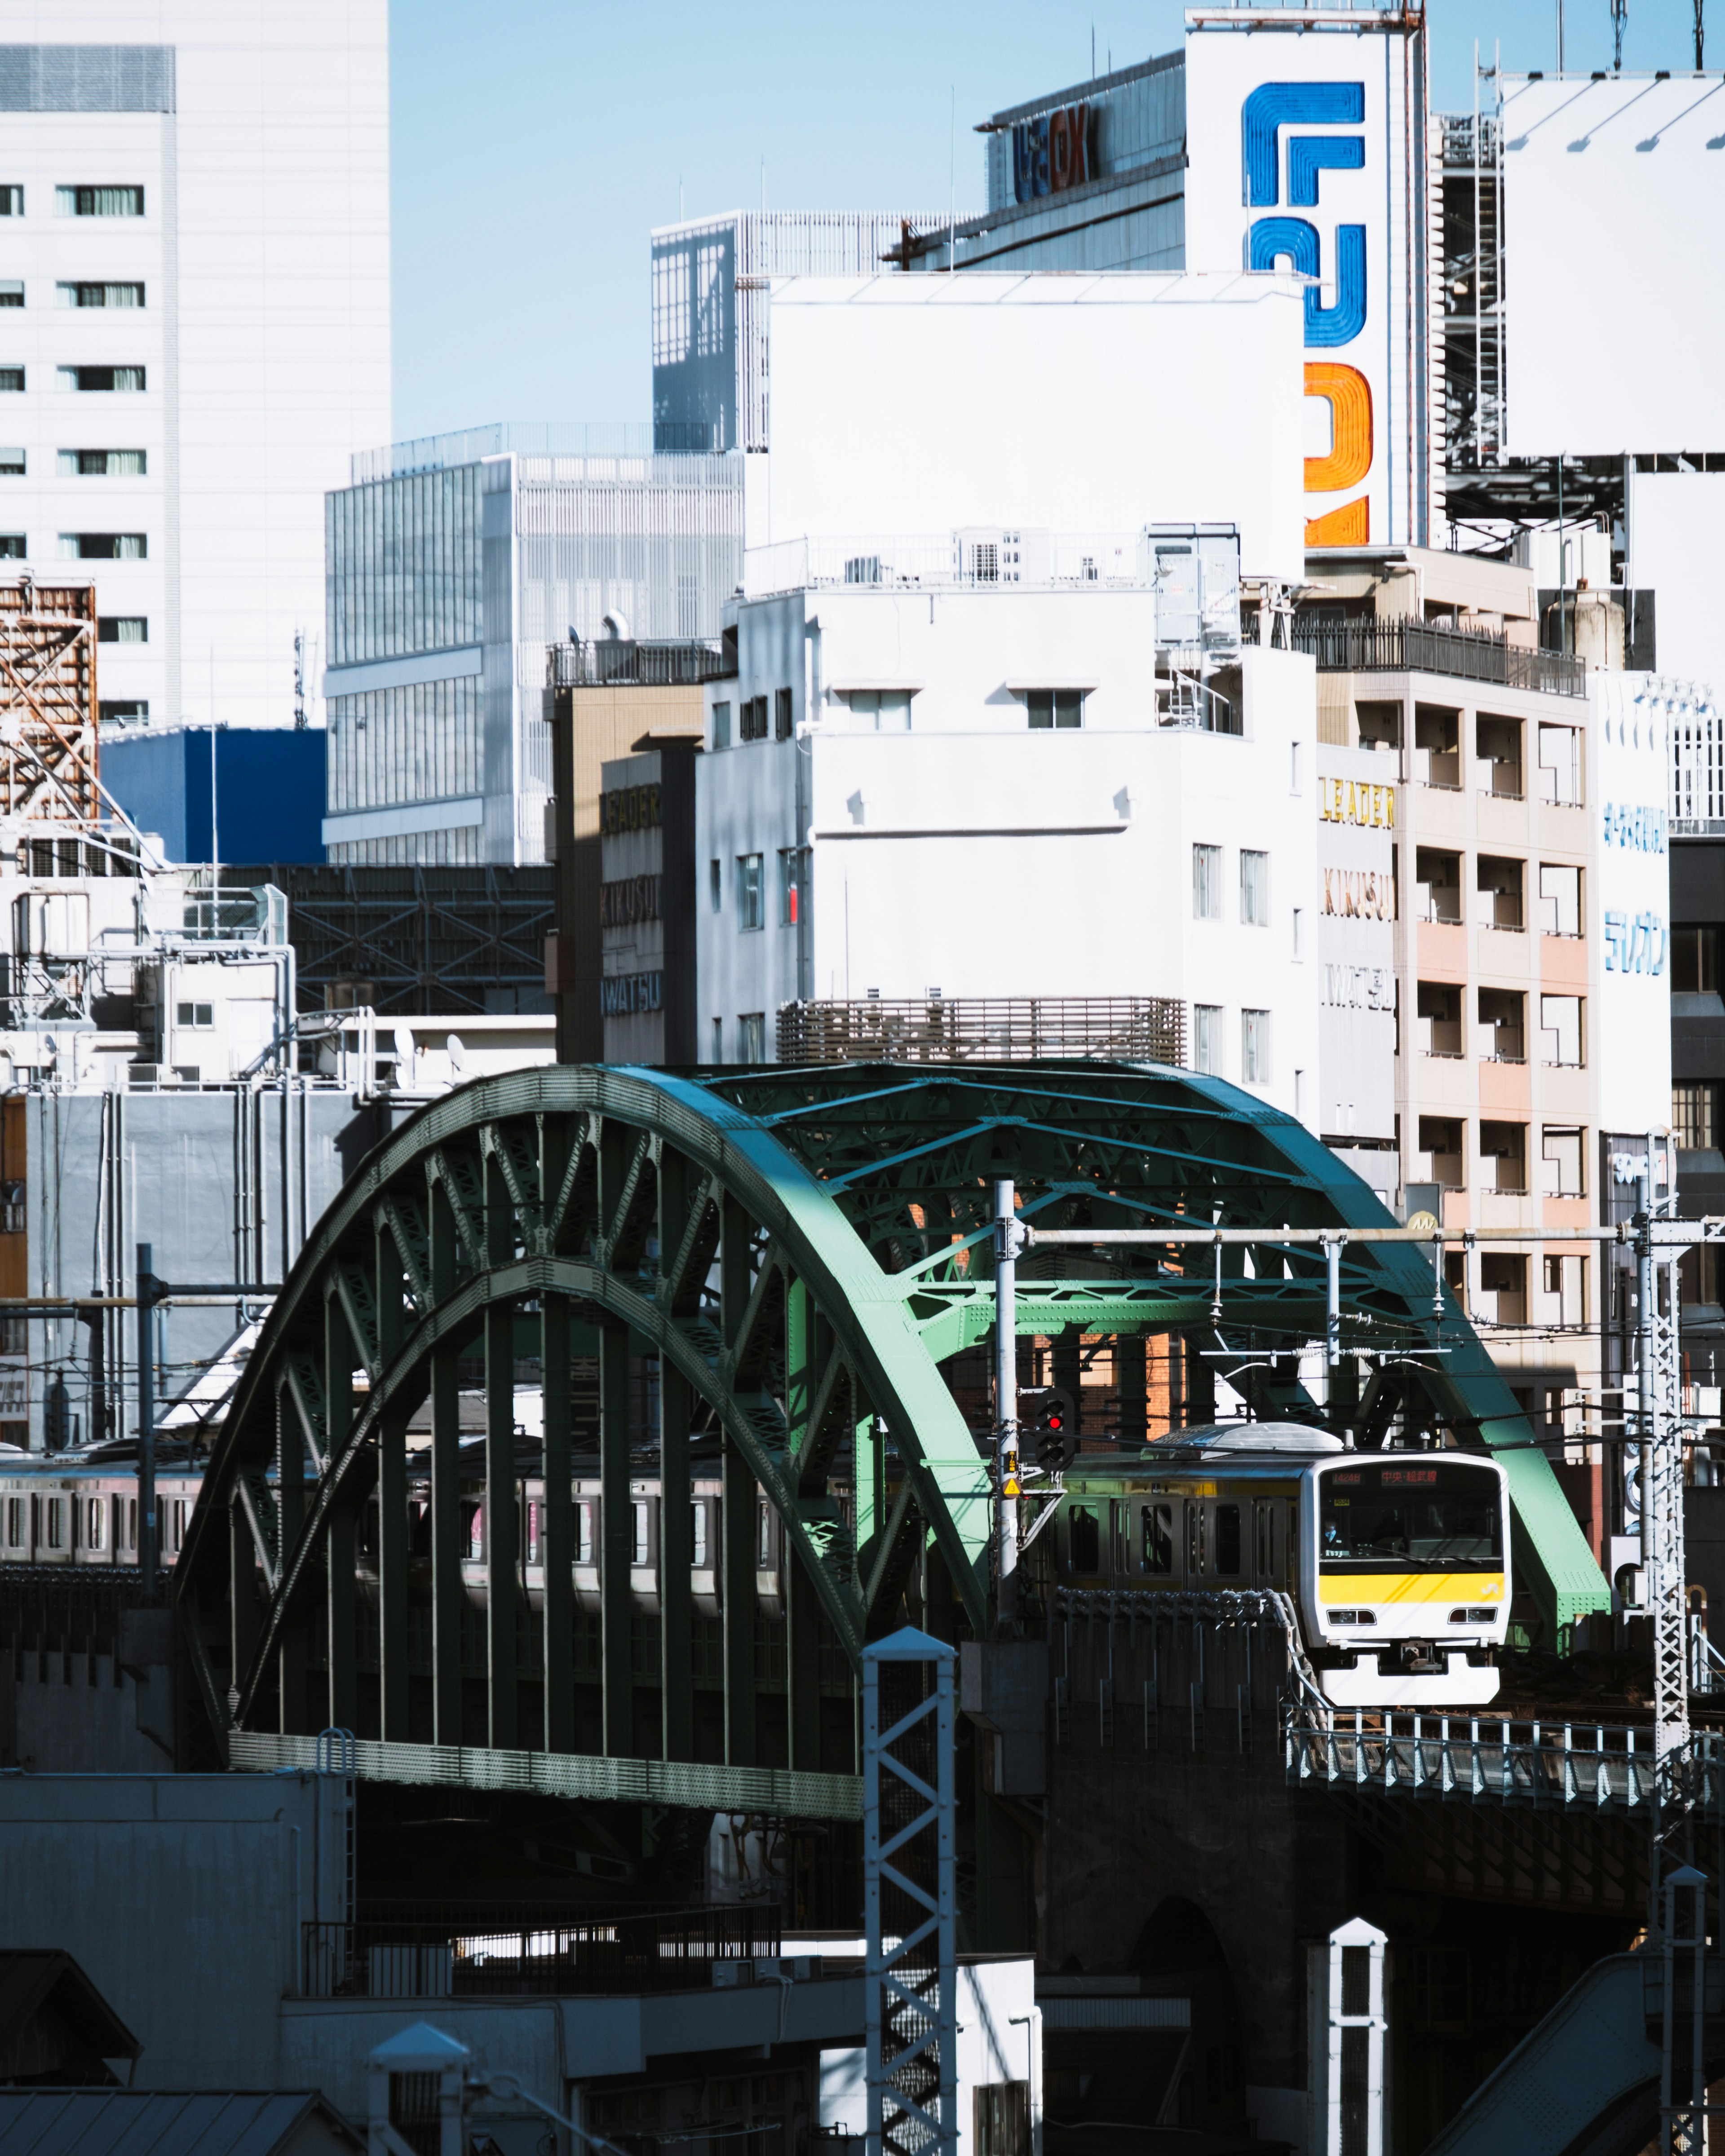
left=322, top=437, right=743, bottom=866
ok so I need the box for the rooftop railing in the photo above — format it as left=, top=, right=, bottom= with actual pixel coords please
left=1292, top=616, right=1587, bottom=698
left=745, top=532, right=1158, bottom=599
left=349, top=421, right=726, bottom=485
left=548, top=638, right=730, bottom=690
left=302, top=1902, right=782, bottom=2001
left=777, top=996, right=1185, bottom=1069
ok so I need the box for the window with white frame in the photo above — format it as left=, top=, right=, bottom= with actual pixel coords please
left=97, top=616, right=146, bottom=643
left=56, top=282, right=144, bottom=308
left=56, top=186, right=143, bottom=216
left=1241, top=1008, right=1270, bottom=1084
left=1192, top=844, right=1221, bottom=920
left=1193, top=1004, right=1224, bottom=1076
left=60, top=449, right=146, bottom=476
left=0, top=368, right=20, bottom=393
left=711, top=701, right=731, bottom=750
left=0, top=189, right=20, bottom=216
left=1240, top=849, right=1269, bottom=926
left=58, top=365, right=145, bottom=393
left=1025, top=689, right=1084, bottom=729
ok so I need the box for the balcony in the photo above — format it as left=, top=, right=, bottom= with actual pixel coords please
left=1293, top=617, right=1585, bottom=698
left=778, top=996, right=1186, bottom=1068
left=302, top=1903, right=783, bottom=2001
left=548, top=637, right=730, bottom=688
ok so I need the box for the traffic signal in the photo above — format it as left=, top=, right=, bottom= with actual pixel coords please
left=1022, top=1387, right=1077, bottom=1468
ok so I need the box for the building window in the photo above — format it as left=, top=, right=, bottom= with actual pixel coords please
left=736, top=854, right=763, bottom=930
left=1673, top=926, right=1721, bottom=994
left=60, top=449, right=146, bottom=477
left=1192, top=843, right=1221, bottom=920
left=1538, top=722, right=1583, bottom=804
left=1479, top=1120, right=1528, bottom=1194
left=1542, top=1125, right=1586, bottom=1195
left=1478, top=987, right=1525, bottom=1061
left=575, top=1502, right=593, bottom=1564
left=175, top=1002, right=214, bottom=1029
left=845, top=690, right=912, bottom=731
left=58, top=365, right=146, bottom=393
left=739, top=695, right=769, bottom=742
left=1538, top=863, right=1583, bottom=937
left=711, top=1017, right=723, bottom=1063
left=1419, top=1115, right=1465, bottom=1189
left=97, top=616, right=147, bottom=643
left=0, top=448, right=23, bottom=476
left=774, top=687, right=793, bottom=741
left=56, top=185, right=144, bottom=216
left=690, top=1501, right=708, bottom=1567
left=1415, top=846, right=1462, bottom=922
left=0, top=368, right=20, bottom=393
left=739, top=1012, right=765, bottom=1064
left=1240, top=848, right=1269, bottom=926
left=1292, top=905, right=1304, bottom=958
left=1477, top=854, right=1524, bottom=930
left=974, top=2083, right=1031, bottom=2156
left=1026, top=689, right=1084, bottom=729
left=57, top=282, right=145, bottom=308
left=1675, top=1084, right=1719, bottom=1152
left=0, top=536, right=21, bottom=560
left=0, top=189, right=20, bottom=216
left=632, top=1499, right=651, bottom=1567
left=1478, top=1251, right=1528, bottom=1325
left=711, top=701, right=730, bottom=750
left=652, top=246, right=690, bottom=366
left=1416, top=981, right=1461, bottom=1056
left=1240, top=1008, right=1270, bottom=1085
left=1539, top=994, right=1583, bottom=1067
left=708, top=858, right=721, bottom=914
left=0, top=285, right=20, bottom=309
left=0, top=1183, right=23, bottom=1235
left=59, top=533, right=146, bottom=560
left=778, top=847, right=807, bottom=927
left=1193, top=1004, right=1223, bottom=1075
left=99, top=699, right=148, bottom=722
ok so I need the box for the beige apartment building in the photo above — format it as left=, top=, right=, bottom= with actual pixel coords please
left=1306, top=546, right=1602, bottom=1428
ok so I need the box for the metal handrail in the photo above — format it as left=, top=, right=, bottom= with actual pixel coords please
left=1292, top=617, right=1587, bottom=698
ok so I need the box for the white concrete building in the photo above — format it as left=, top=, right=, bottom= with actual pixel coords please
left=0, top=4, right=389, bottom=730
left=696, top=565, right=1320, bottom=1122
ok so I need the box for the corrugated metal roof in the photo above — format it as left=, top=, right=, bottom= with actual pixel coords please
left=0, top=2089, right=359, bottom=2156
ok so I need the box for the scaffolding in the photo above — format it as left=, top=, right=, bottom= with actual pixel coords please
left=0, top=582, right=100, bottom=825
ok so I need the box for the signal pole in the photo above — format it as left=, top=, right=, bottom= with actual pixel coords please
left=993, top=1180, right=1025, bottom=1627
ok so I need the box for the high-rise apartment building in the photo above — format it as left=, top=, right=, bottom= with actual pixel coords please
left=0, top=5, right=389, bottom=732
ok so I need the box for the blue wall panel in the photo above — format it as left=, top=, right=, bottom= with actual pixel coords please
left=101, top=729, right=326, bottom=865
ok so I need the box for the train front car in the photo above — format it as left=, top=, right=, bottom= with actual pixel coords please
left=1300, top=1454, right=1510, bottom=1707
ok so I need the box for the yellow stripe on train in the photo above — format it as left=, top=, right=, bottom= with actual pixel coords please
left=1318, top=1573, right=1506, bottom=1608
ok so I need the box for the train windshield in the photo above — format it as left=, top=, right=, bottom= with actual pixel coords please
left=1318, top=1460, right=1502, bottom=1571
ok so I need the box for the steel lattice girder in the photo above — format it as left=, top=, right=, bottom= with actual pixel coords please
left=175, top=1060, right=1607, bottom=1785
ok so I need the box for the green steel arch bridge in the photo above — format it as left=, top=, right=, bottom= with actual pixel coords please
left=174, top=1060, right=1607, bottom=1818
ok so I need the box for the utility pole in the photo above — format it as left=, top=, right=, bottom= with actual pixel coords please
left=992, top=1181, right=1025, bottom=1626
left=136, top=1241, right=159, bottom=1600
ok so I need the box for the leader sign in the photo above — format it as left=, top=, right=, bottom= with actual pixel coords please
left=1184, top=18, right=1432, bottom=550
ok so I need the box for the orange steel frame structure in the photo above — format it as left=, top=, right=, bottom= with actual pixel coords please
left=0, top=581, right=100, bottom=824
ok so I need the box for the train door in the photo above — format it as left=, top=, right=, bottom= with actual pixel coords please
left=1137, top=1500, right=1175, bottom=1579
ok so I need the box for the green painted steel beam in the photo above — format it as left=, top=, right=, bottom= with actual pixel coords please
left=229, top=1729, right=862, bottom=1819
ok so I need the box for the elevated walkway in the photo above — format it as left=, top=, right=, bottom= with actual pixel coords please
left=1285, top=1707, right=1725, bottom=1824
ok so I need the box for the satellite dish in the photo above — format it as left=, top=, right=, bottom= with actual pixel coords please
left=392, top=1024, right=416, bottom=1069
left=446, top=1034, right=466, bottom=1074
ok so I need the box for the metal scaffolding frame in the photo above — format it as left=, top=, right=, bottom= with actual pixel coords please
left=0, top=581, right=100, bottom=825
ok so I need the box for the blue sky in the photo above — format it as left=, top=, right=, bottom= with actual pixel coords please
left=389, top=0, right=1707, bottom=440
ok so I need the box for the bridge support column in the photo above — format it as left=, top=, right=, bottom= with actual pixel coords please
left=542, top=1291, right=574, bottom=1754
left=324, top=1286, right=358, bottom=1734
left=660, top=1356, right=694, bottom=1761
left=429, top=1180, right=463, bottom=1746
left=723, top=1437, right=757, bottom=1766
left=275, top=1377, right=305, bottom=1734
left=600, top=1321, right=633, bottom=1757
left=376, top=1219, right=410, bottom=1741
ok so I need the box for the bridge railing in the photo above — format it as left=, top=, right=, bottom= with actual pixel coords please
left=302, top=1902, right=782, bottom=2000
left=1283, top=1704, right=1725, bottom=1819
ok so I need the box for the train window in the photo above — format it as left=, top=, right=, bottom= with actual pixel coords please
left=1068, top=1507, right=1100, bottom=1573
left=524, top=1500, right=539, bottom=1563
left=1319, top=1461, right=1502, bottom=1568
left=87, top=1498, right=104, bottom=1551
left=1214, top=1503, right=1242, bottom=1577
left=1254, top=1501, right=1277, bottom=1581
left=691, top=1501, right=708, bottom=1567
left=632, top=1500, right=651, bottom=1567
left=1109, top=1501, right=1128, bottom=1572
left=464, top=1501, right=483, bottom=1560
left=1185, top=1502, right=1204, bottom=1577
left=126, top=1498, right=137, bottom=1551
left=4, top=1496, right=21, bottom=1546
left=45, top=1498, right=63, bottom=1550
left=757, top=1502, right=774, bottom=1568
left=1139, top=1503, right=1174, bottom=1576
left=576, top=1502, right=594, bottom=1564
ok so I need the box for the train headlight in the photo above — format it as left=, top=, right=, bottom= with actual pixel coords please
left=1447, top=1606, right=1501, bottom=1625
